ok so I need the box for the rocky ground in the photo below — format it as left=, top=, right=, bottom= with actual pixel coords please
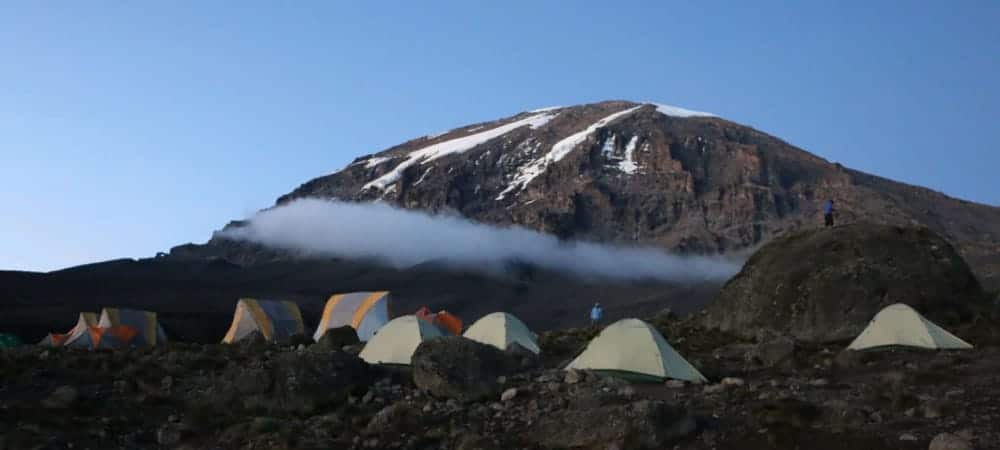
left=2, top=312, right=998, bottom=450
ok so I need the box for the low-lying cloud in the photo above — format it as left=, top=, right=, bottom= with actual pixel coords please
left=220, top=198, right=741, bottom=282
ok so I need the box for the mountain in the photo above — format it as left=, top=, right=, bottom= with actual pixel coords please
left=181, top=100, right=1000, bottom=289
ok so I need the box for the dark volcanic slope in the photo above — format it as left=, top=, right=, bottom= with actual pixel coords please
left=0, top=258, right=716, bottom=344
left=205, top=100, right=999, bottom=288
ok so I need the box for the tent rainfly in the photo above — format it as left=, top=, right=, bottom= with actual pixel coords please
left=62, top=312, right=100, bottom=348
left=88, top=325, right=139, bottom=349
left=358, top=315, right=444, bottom=365
left=314, top=291, right=391, bottom=342
left=463, top=312, right=540, bottom=354
left=415, top=307, right=463, bottom=335
left=98, top=308, right=169, bottom=346
left=847, top=303, right=973, bottom=351
left=39, top=312, right=97, bottom=347
left=565, top=318, right=707, bottom=383
left=222, top=298, right=306, bottom=344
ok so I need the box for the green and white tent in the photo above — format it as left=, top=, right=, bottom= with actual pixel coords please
left=358, top=315, right=443, bottom=365
left=847, top=303, right=973, bottom=351
left=463, top=312, right=540, bottom=354
left=565, top=318, right=706, bottom=382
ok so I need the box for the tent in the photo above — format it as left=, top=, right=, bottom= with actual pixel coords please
left=415, top=307, right=463, bottom=335
left=222, top=298, right=306, bottom=344
left=38, top=333, right=67, bottom=347
left=847, top=303, right=973, bottom=351
left=314, top=291, right=391, bottom=342
left=463, top=312, right=540, bottom=354
left=88, top=325, right=139, bottom=349
left=565, top=318, right=706, bottom=383
left=61, top=312, right=100, bottom=348
left=0, top=333, right=21, bottom=348
left=359, top=315, right=444, bottom=365
left=98, top=308, right=168, bottom=346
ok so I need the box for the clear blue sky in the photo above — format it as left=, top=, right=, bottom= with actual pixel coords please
left=2, top=1, right=997, bottom=272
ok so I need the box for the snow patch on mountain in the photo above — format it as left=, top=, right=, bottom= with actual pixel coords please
left=496, top=105, right=643, bottom=200
left=618, top=136, right=640, bottom=174
left=363, top=111, right=557, bottom=191
left=649, top=102, right=715, bottom=118
left=362, top=156, right=392, bottom=168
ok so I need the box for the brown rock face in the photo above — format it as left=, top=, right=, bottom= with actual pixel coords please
left=198, top=100, right=999, bottom=289
left=703, top=223, right=988, bottom=342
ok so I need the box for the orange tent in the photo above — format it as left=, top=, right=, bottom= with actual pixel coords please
left=434, top=311, right=463, bottom=335
left=414, top=307, right=463, bottom=335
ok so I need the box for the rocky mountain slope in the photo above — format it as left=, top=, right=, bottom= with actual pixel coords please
left=193, top=100, right=1000, bottom=289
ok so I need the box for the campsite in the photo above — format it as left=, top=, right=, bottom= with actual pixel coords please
left=4, top=3, right=1000, bottom=449
left=2, top=225, right=1000, bottom=449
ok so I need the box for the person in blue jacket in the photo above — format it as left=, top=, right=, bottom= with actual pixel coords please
left=823, top=199, right=835, bottom=227
left=590, top=302, right=603, bottom=327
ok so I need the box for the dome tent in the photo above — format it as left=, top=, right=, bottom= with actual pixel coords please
left=463, top=312, right=540, bottom=354
left=847, top=303, right=973, bottom=351
left=314, top=291, right=391, bottom=342
left=98, top=308, right=168, bottom=346
left=222, top=298, right=306, bottom=344
left=565, top=318, right=706, bottom=383
left=359, top=315, right=444, bottom=365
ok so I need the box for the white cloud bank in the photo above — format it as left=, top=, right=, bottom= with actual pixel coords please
left=220, top=198, right=741, bottom=282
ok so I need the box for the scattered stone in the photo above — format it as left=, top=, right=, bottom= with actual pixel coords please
left=500, top=388, right=518, bottom=402
left=665, top=379, right=686, bottom=389
left=564, top=369, right=583, bottom=385
left=721, top=377, right=745, bottom=387
left=752, top=336, right=797, bottom=367
left=157, top=425, right=182, bottom=446
left=703, top=384, right=726, bottom=394
left=42, top=386, right=78, bottom=410
left=161, top=375, right=174, bottom=391
left=900, top=433, right=918, bottom=442
left=929, top=433, right=973, bottom=450
left=809, top=378, right=829, bottom=387
left=527, top=399, right=696, bottom=449
left=365, top=404, right=418, bottom=436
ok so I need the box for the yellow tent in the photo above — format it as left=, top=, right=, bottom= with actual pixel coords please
left=463, top=312, right=540, bottom=354
left=222, top=298, right=306, bottom=344
left=565, top=318, right=706, bottom=382
left=98, top=308, right=168, bottom=346
left=314, top=291, right=391, bottom=342
left=847, top=303, right=973, bottom=350
left=358, top=315, right=443, bottom=365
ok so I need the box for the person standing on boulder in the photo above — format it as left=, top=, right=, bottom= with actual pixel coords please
left=823, top=199, right=835, bottom=227
left=590, top=302, right=603, bottom=327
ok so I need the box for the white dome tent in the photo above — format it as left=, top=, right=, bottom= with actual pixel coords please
left=565, top=318, right=706, bottom=382
left=847, top=303, right=973, bottom=351
left=463, top=312, right=540, bottom=354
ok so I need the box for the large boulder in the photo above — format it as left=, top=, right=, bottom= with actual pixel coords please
left=704, top=224, right=986, bottom=342
left=527, top=398, right=696, bottom=449
left=411, top=336, right=516, bottom=403
left=311, top=326, right=360, bottom=352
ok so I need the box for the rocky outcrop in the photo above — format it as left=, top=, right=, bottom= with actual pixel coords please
left=312, top=326, right=361, bottom=352
left=704, top=224, right=988, bottom=342
left=411, top=336, right=517, bottom=402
